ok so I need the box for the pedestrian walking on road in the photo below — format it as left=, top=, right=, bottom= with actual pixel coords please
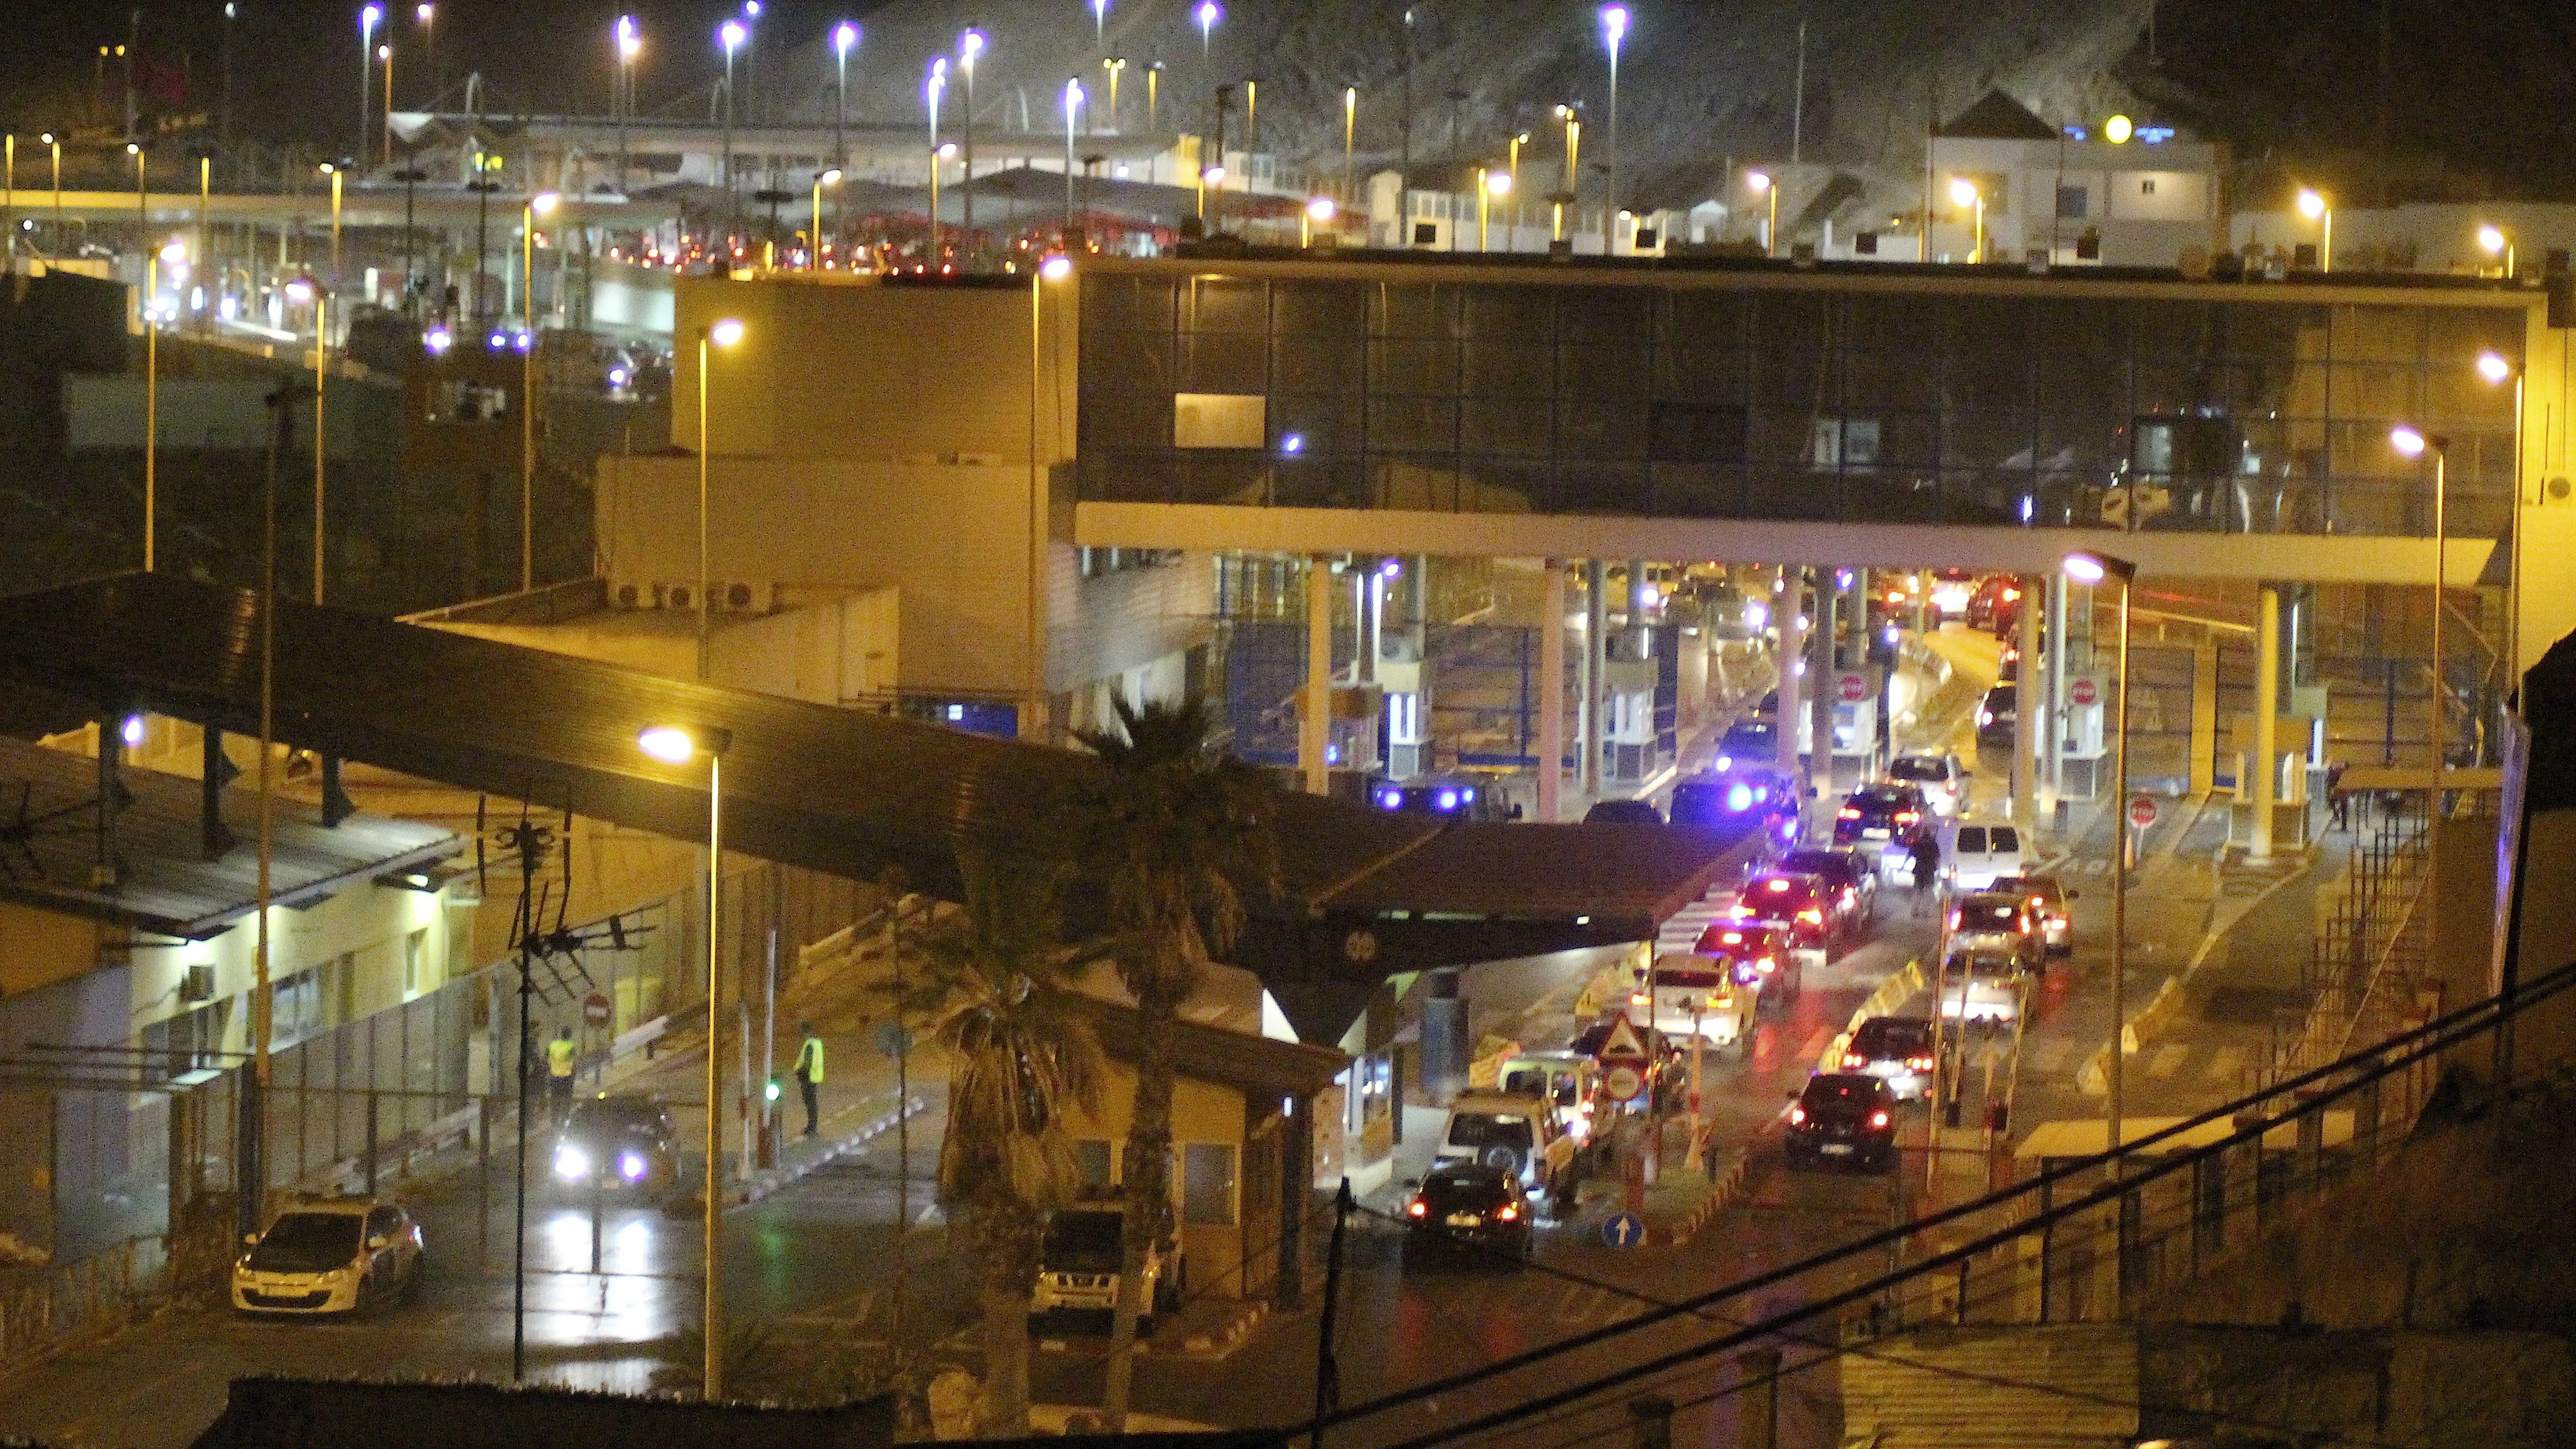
left=793, top=1021, right=825, bottom=1138
left=2326, top=760, right=2351, bottom=832
left=1910, top=831, right=1942, bottom=917
left=545, top=1026, right=577, bottom=1120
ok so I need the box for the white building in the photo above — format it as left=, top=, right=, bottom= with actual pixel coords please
left=1923, top=90, right=2225, bottom=269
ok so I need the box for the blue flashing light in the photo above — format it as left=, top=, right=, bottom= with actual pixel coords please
left=2137, top=126, right=2174, bottom=144
left=1753, top=785, right=1770, bottom=802
left=514, top=331, right=534, bottom=353
left=488, top=331, right=508, bottom=349
left=1725, top=783, right=1753, bottom=812
left=1715, top=755, right=1732, bottom=771
left=1326, top=743, right=1342, bottom=764
left=1376, top=789, right=1403, bottom=810
left=2061, top=125, right=2087, bottom=141
left=1434, top=789, right=1459, bottom=812
left=1461, top=787, right=1475, bottom=802
left=1835, top=568, right=1854, bottom=590
left=424, top=327, right=452, bottom=354
left=1280, top=433, right=1304, bottom=454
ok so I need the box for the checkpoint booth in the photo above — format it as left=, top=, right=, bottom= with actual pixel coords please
left=2056, top=674, right=2109, bottom=798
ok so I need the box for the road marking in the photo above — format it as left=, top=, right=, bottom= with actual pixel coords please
left=2146, top=1044, right=2190, bottom=1080
left=1798, top=1026, right=1830, bottom=1061
left=2205, top=1046, right=2248, bottom=1083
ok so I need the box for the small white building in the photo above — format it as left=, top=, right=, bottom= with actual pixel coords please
left=1924, top=91, right=2225, bottom=269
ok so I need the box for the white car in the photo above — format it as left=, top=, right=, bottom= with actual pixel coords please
left=1436, top=1091, right=1578, bottom=1199
left=1934, top=948, right=2028, bottom=1025
left=1887, top=753, right=1969, bottom=816
left=233, top=1196, right=423, bottom=1316
left=1938, top=817, right=2024, bottom=891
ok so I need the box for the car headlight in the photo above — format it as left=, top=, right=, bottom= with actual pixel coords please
left=321, top=1269, right=346, bottom=1284
left=554, top=1144, right=591, bottom=1182
left=619, top=1151, right=648, bottom=1182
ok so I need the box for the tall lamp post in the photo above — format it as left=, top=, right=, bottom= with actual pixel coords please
left=637, top=722, right=735, bottom=1401
left=1475, top=167, right=1510, bottom=251
left=1950, top=176, right=1983, bottom=262
left=2389, top=423, right=2449, bottom=983
left=1343, top=86, right=1357, bottom=200
left=832, top=22, right=859, bottom=183
left=1747, top=168, right=1776, bottom=257
left=809, top=168, right=841, bottom=265
left=1196, top=1, right=1220, bottom=58
left=695, top=319, right=746, bottom=680
left=2064, top=549, right=2136, bottom=1160
left=927, top=61, right=949, bottom=261
left=616, top=18, right=640, bottom=194
left=719, top=19, right=747, bottom=253
left=1599, top=4, right=1626, bottom=252
left=2297, top=187, right=2331, bottom=272
left=2478, top=223, right=2515, bottom=281
left=1105, top=58, right=1128, bottom=130
left=521, top=190, right=558, bottom=593
left=358, top=5, right=381, bottom=167
left=959, top=29, right=985, bottom=261
left=1062, top=80, right=1085, bottom=230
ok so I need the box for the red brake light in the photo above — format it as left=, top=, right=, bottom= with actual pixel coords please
left=1495, top=1204, right=1519, bottom=1222
left=1766, top=879, right=1791, bottom=892
left=1788, top=1105, right=1806, bottom=1125
left=1407, top=1199, right=1427, bottom=1218
left=1730, top=904, right=1755, bottom=918
left=1720, top=931, right=1743, bottom=944
left=1757, top=956, right=1779, bottom=973
left=1630, top=992, right=1650, bottom=1006
left=1908, top=1056, right=1935, bottom=1070
left=1837, top=806, right=1862, bottom=820
left=1895, top=810, right=1921, bottom=823
left=1797, top=908, right=1823, bottom=924
left=1870, top=1110, right=1891, bottom=1128
left=1841, top=1052, right=1865, bottom=1068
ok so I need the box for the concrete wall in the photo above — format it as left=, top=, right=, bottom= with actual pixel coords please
left=429, top=590, right=900, bottom=706
left=671, top=274, right=1074, bottom=469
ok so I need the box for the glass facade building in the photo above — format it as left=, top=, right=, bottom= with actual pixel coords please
left=1077, top=264, right=2525, bottom=540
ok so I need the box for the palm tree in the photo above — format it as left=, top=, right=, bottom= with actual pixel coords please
left=1074, top=695, right=1280, bottom=1429
left=881, top=851, right=1103, bottom=1438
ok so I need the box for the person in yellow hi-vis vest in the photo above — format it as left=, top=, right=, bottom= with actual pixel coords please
left=546, top=1028, right=577, bottom=1120
left=793, top=1022, right=824, bottom=1138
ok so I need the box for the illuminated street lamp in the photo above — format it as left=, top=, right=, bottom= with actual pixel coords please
left=1600, top=4, right=1627, bottom=251
left=2297, top=188, right=2331, bottom=272
left=2389, top=423, right=2453, bottom=1000
left=2062, top=548, right=2136, bottom=1160
left=695, top=317, right=746, bottom=680
left=358, top=5, right=381, bottom=168
left=810, top=167, right=841, bottom=265
left=1196, top=0, right=1220, bottom=57
left=1554, top=105, right=1581, bottom=243
left=927, top=60, right=948, bottom=258
left=521, top=189, right=558, bottom=593
left=1091, top=0, right=1109, bottom=49
left=1105, top=57, right=1128, bottom=130
left=1476, top=166, right=1511, bottom=251
left=719, top=19, right=747, bottom=247
left=960, top=28, right=986, bottom=260
left=1949, top=175, right=1983, bottom=263
left=1343, top=86, right=1358, bottom=199
left=2479, top=223, right=2514, bottom=280
left=1062, top=79, right=1085, bottom=228
left=616, top=17, right=641, bottom=189
left=1747, top=168, right=1777, bottom=257
left=635, top=722, right=735, bottom=1404
left=832, top=22, right=859, bottom=178
left=1302, top=194, right=1335, bottom=247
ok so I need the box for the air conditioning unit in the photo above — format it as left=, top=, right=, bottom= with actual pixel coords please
left=663, top=583, right=694, bottom=610
left=614, top=583, right=642, bottom=609
left=714, top=581, right=764, bottom=613
left=180, top=963, right=215, bottom=1003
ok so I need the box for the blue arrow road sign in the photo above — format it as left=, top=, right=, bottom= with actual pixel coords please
left=1601, top=1211, right=1647, bottom=1249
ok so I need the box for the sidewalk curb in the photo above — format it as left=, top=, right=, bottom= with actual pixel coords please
left=1664, top=1146, right=1754, bottom=1247
left=731, top=1094, right=929, bottom=1208
left=2076, top=849, right=2319, bottom=1095
left=1179, top=1300, right=1271, bottom=1359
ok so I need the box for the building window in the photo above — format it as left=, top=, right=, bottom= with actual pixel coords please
left=403, top=928, right=429, bottom=998
left=1173, top=393, right=1267, bottom=449
left=1182, top=1142, right=1237, bottom=1225
left=2139, top=178, right=2157, bottom=196
left=1074, top=1139, right=1114, bottom=1189
left=2055, top=185, right=2088, bottom=220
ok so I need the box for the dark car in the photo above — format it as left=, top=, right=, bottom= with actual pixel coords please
left=1671, top=770, right=1798, bottom=848
left=1715, top=717, right=1779, bottom=771
left=1780, top=847, right=1877, bottom=930
left=1692, top=921, right=1799, bottom=1011
left=1404, top=1164, right=1534, bottom=1264
left=550, top=1094, right=681, bottom=1201
left=1369, top=776, right=1514, bottom=820
left=1976, top=683, right=2019, bottom=750
left=1786, top=1073, right=1898, bottom=1169
left=1584, top=798, right=1665, bottom=825
left=1732, top=872, right=1839, bottom=957
left=1838, top=1016, right=1936, bottom=1101
left=1833, top=783, right=1929, bottom=849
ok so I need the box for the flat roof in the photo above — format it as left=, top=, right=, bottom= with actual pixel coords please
left=0, top=575, right=1734, bottom=1032
left=0, top=737, right=458, bottom=939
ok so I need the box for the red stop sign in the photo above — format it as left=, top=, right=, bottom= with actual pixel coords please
left=1838, top=673, right=1868, bottom=704
left=2128, top=795, right=2159, bottom=829
left=2070, top=678, right=2099, bottom=706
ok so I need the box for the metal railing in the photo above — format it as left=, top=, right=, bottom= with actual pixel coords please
left=0, top=1219, right=238, bottom=1371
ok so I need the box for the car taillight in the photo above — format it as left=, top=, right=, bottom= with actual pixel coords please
left=1757, top=956, right=1778, bottom=973
left=1789, top=1105, right=1806, bottom=1125
left=1895, top=810, right=1920, bottom=823
left=1730, top=904, right=1755, bottom=918
left=1495, top=1204, right=1520, bottom=1222
left=1837, top=806, right=1862, bottom=820
left=1797, top=908, right=1823, bottom=924
left=1407, top=1199, right=1428, bottom=1219
left=1908, top=1056, right=1935, bottom=1071
left=1630, top=992, right=1650, bottom=1006
left=1841, top=1052, right=1865, bottom=1068
left=1870, top=1110, right=1891, bottom=1129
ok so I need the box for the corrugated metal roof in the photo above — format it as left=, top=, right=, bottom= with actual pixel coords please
left=1065, top=992, right=1348, bottom=1101
left=0, top=736, right=457, bottom=938
left=1838, top=1324, right=2139, bottom=1447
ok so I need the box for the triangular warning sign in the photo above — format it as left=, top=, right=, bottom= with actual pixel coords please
left=1597, top=1015, right=1649, bottom=1062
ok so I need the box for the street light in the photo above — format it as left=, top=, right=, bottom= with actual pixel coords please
left=521, top=190, right=558, bottom=593
left=1476, top=167, right=1511, bottom=251
left=1343, top=86, right=1358, bottom=200
left=959, top=29, right=985, bottom=260
left=1949, top=175, right=1983, bottom=263
left=1062, top=79, right=1085, bottom=229
left=695, top=318, right=746, bottom=681
left=927, top=60, right=949, bottom=261
left=2062, top=548, right=2136, bottom=1161
left=1747, top=168, right=1777, bottom=257
left=832, top=22, right=859, bottom=181
left=635, top=722, right=736, bottom=1402
left=719, top=19, right=747, bottom=250
left=2479, top=223, right=2514, bottom=280
left=2389, top=423, right=2451, bottom=992
left=1302, top=194, right=1335, bottom=248
left=810, top=168, right=841, bottom=266
left=1196, top=0, right=1220, bottom=57
left=378, top=44, right=394, bottom=166
left=359, top=5, right=381, bottom=168
left=42, top=133, right=60, bottom=261
left=1554, top=104, right=1581, bottom=243
left=2296, top=188, right=2331, bottom=272
left=1600, top=4, right=1627, bottom=253
left=416, top=4, right=435, bottom=106
left=1104, top=57, right=1127, bottom=130
left=616, top=17, right=641, bottom=191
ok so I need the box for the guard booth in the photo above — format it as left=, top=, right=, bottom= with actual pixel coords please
left=1604, top=657, right=1660, bottom=783
left=2057, top=675, right=2109, bottom=798
left=1829, top=669, right=1882, bottom=774
left=1380, top=657, right=1428, bottom=779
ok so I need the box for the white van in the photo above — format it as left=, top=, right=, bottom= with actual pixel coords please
left=1938, top=817, right=2024, bottom=892
left=1436, top=1091, right=1578, bottom=1200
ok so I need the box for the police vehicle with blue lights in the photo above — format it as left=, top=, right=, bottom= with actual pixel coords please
left=1367, top=776, right=1517, bottom=821
left=1670, top=769, right=1800, bottom=849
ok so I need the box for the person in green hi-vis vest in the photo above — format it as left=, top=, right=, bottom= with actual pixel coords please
left=793, top=1022, right=824, bottom=1138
